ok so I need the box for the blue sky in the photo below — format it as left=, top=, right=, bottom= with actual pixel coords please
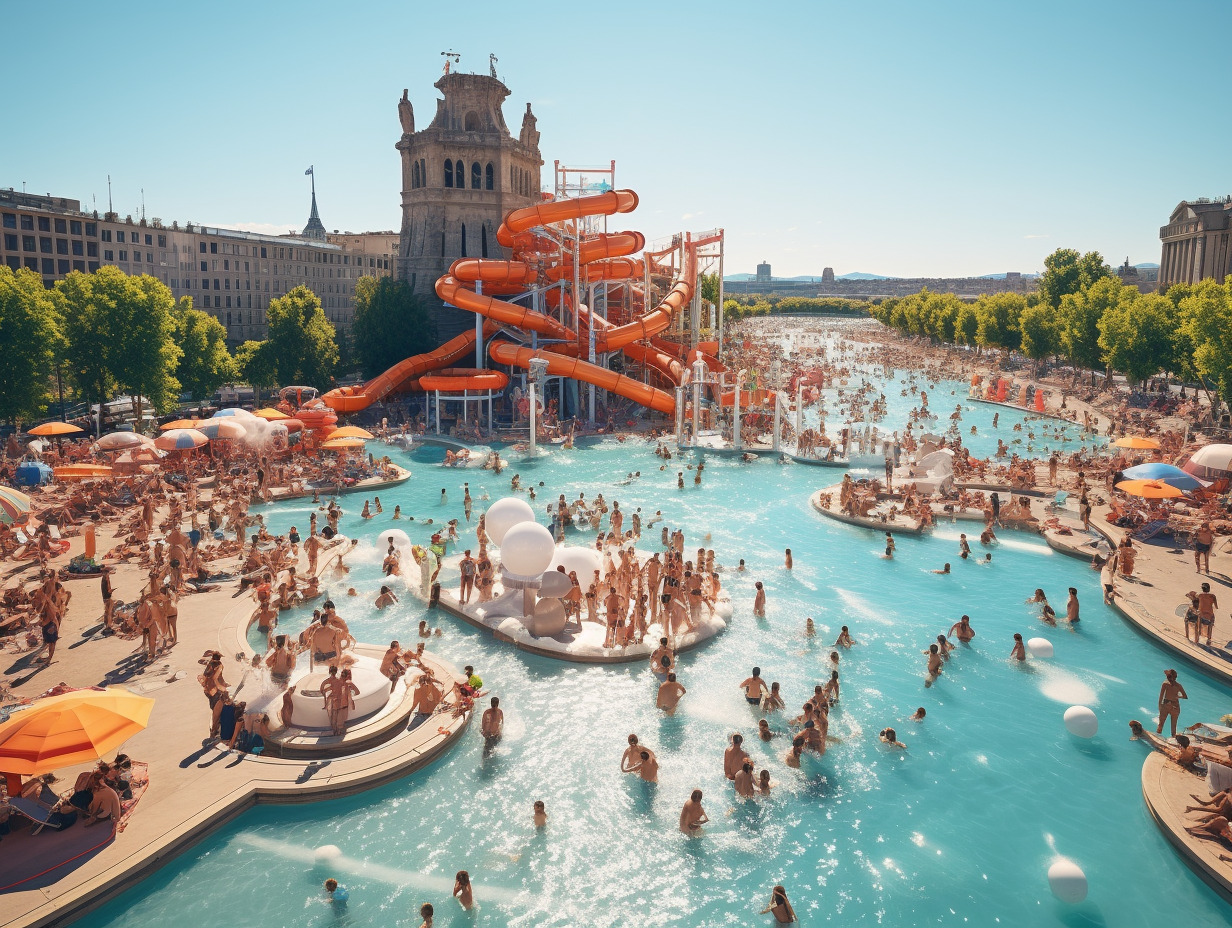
left=5, top=0, right=1228, bottom=278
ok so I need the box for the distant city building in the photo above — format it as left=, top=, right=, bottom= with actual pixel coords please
left=755, top=261, right=771, bottom=284
left=821, top=267, right=834, bottom=283
left=1159, top=197, right=1232, bottom=289
left=0, top=187, right=387, bottom=342
left=724, top=272, right=1034, bottom=299
left=1116, top=257, right=1158, bottom=294
left=395, top=68, right=545, bottom=340
left=326, top=230, right=399, bottom=277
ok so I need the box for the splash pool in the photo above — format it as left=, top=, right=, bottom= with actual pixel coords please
left=74, top=381, right=1229, bottom=928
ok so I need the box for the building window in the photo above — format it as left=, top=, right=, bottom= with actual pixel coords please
left=39, top=237, right=52, bottom=254
left=455, top=160, right=464, bottom=188
left=200, top=261, right=208, bottom=272
left=102, top=229, right=112, bottom=242
left=1, top=213, right=14, bottom=229
left=70, top=220, right=82, bottom=235
left=481, top=225, right=488, bottom=258
left=24, top=257, right=37, bottom=270
left=3, top=233, right=15, bottom=250
left=104, top=249, right=114, bottom=261
left=117, top=230, right=125, bottom=243
left=444, top=160, right=453, bottom=188
left=54, top=218, right=67, bottom=234
left=210, top=242, right=217, bottom=254
left=41, top=258, right=54, bottom=274
left=72, top=240, right=83, bottom=256
left=88, top=261, right=99, bottom=272
left=440, top=232, right=446, bottom=257
left=412, top=162, right=420, bottom=188
left=85, top=222, right=96, bottom=236
left=5, top=255, right=18, bottom=270
left=22, top=235, right=35, bottom=252
left=227, top=312, right=232, bottom=325
left=145, top=234, right=152, bottom=246
left=56, top=239, right=68, bottom=255
left=38, top=217, right=50, bottom=232
left=260, top=247, right=267, bottom=258
left=119, top=250, right=127, bottom=261
left=224, top=259, right=229, bottom=271
left=87, top=242, right=97, bottom=257
left=471, top=162, right=481, bottom=189
left=73, top=260, right=85, bottom=272
left=461, top=223, right=466, bottom=257
left=226, top=296, right=232, bottom=308
left=214, top=278, right=220, bottom=290
left=20, top=215, right=34, bottom=231
left=420, top=159, right=426, bottom=188
left=158, top=234, right=166, bottom=247
left=58, top=259, right=69, bottom=274
left=485, top=162, right=494, bottom=190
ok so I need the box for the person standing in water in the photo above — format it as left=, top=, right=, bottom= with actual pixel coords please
left=679, top=789, right=709, bottom=834
left=1157, top=669, right=1188, bottom=737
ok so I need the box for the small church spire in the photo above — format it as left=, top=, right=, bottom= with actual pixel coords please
left=302, top=165, right=326, bottom=240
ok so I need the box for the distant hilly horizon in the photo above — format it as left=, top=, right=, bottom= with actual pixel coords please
left=725, top=262, right=1158, bottom=283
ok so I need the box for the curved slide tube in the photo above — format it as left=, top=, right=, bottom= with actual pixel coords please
left=488, top=341, right=675, bottom=416
left=496, top=189, right=639, bottom=248
left=622, top=342, right=686, bottom=387
left=418, top=368, right=510, bottom=392
left=436, top=277, right=573, bottom=341
left=322, top=321, right=501, bottom=412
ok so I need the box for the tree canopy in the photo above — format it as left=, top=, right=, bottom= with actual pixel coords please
left=265, top=285, right=340, bottom=387
left=350, top=277, right=437, bottom=379
left=0, top=266, right=62, bottom=423
left=1038, top=248, right=1110, bottom=309
left=174, top=297, right=237, bottom=399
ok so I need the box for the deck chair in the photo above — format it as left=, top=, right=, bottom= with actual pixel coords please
left=7, top=785, right=74, bottom=835
left=1045, top=491, right=1069, bottom=513
left=1134, top=519, right=1168, bottom=541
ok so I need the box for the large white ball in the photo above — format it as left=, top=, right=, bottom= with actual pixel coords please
left=485, top=497, right=536, bottom=545
left=381, top=529, right=412, bottom=548
left=538, top=569, right=575, bottom=598
left=499, top=522, right=555, bottom=577
left=547, top=545, right=601, bottom=581
left=314, top=844, right=342, bottom=865
left=1063, top=706, right=1098, bottom=738
left=1047, top=858, right=1088, bottom=903
left=1027, top=637, right=1054, bottom=658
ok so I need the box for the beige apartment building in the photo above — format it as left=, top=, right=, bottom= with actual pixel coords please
left=0, top=188, right=394, bottom=343
left=1158, top=197, right=1232, bottom=289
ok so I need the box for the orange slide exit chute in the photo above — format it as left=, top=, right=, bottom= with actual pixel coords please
left=622, top=342, right=686, bottom=386
left=321, top=321, right=500, bottom=413
left=496, top=189, right=639, bottom=248
left=418, top=368, right=510, bottom=392
left=488, top=341, right=676, bottom=416
left=435, top=277, right=574, bottom=341
left=449, top=259, right=538, bottom=286
left=590, top=247, right=696, bottom=353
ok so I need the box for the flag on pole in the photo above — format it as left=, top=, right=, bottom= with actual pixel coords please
left=305, top=166, right=313, bottom=176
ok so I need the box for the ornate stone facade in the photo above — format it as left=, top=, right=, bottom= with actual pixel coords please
left=1159, top=197, right=1232, bottom=289
left=396, top=72, right=544, bottom=340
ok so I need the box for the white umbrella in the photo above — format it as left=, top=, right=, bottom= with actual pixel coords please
left=1182, top=444, right=1232, bottom=480
left=94, top=432, right=154, bottom=452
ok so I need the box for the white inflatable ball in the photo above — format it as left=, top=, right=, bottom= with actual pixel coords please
left=381, top=529, right=412, bottom=548
left=537, top=569, right=574, bottom=598
left=547, top=546, right=601, bottom=581
left=1027, top=637, right=1054, bottom=658
left=485, top=497, right=536, bottom=545
left=499, top=522, right=555, bottom=577
left=1063, top=706, right=1098, bottom=738
left=527, top=597, right=568, bottom=637
left=314, top=845, right=343, bottom=865
left=1047, top=858, right=1088, bottom=903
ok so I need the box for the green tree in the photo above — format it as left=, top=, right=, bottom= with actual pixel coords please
left=0, top=266, right=62, bottom=424
left=57, top=270, right=117, bottom=429
left=1058, top=276, right=1123, bottom=376
left=974, top=293, right=1025, bottom=351
left=1038, top=248, right=1110, bottom=309
left=266, top=285, right=339, bottom=386
left=1181, top=279, right=1232, bottom=419
left=111, top=272, right=182, bottom=418
left=174, top=297, right=237, bottom=400
left=234, top=339, right=279, bottom=406
left=1018, top=301, right=1060, bottom=371
left=1097, top=291, right=1174, bottom=386
left=350, top=277, right=436, bottom=379
left=698, top=272, right=721, bottom=307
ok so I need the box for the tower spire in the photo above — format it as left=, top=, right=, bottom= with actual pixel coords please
left=302, top=165, right=326, bottom=240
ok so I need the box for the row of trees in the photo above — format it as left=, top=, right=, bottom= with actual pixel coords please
left=723, top=295, right=873, bottom=320
left=869, top=247, right=1232, bottom=417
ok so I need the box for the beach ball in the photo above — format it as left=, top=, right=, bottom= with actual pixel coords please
left=1027, top=637, right=1054, bottom=658
left=548, top=546, right=601, bottom=580
left=1047, top=858, right=1088, bottom=903
left=499, top=522, right=555, bottom=578
left=314, top=844, right=342, bottom=865
left=485, top=497, right=535, bottom=545
left=1063, top=706, right=1098, bottom=738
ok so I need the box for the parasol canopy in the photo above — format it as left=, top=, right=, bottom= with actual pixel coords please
left=1115, top=479, right=1184, bottom=499
left=196, top=419, right=248, bottom=441
left=27, top=422, right=84, bottom=437
left=1120, top=462, right=1208, bottom=491
left=0, top=688, right=154, bottom=777
left=1111, top=435, right=1161, bottom=450
left=154, top=428, right=209, bottom=451
left=326, top=426, right=374, bottom=440
left=0, top=486, right=33, bottom=524
left=94, top=432, right=154, bottom=451
left=53, top=464, right=114, bottom=481
left=1183, top=444, right=1232, bottom=481
left=253, top=407, right=289, bottom=421
left=320, top=437, right=367, bottom=451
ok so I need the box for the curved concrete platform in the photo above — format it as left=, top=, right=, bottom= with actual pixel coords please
left=262, top=463, right=411, bottom=503
left=1141, top=752, right=1232, bottom=902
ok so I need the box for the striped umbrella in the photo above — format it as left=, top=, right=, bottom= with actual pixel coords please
left=0, top=486, right=33, bottom=524
left=159, top=418, right=202, bottom=431
left=94, top=432, right=154, bottom=452
left=154, top=428, right=209, bottom=451
left=196, top=419, right=248, bottom=440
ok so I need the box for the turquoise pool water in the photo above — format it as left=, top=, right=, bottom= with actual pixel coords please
left=76, top=390, right=1228, bottom=928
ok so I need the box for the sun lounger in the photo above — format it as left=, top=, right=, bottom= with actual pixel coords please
left=1133, top=519, right=1168, bottom=541
left=1045, top=491, right=1069, bottom=513
left=7, top=785, right=76, bottom=834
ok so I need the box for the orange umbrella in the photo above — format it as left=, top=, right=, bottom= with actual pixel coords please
left=1112, top=436, right=1160, bottom=450
left=320, top=437, right=367, bottom=451
left=160, top=418, right=202, bottom=431
left=1115, top=479, right=1183, bottom=499
left=28, top=422, right=84, bottom=437
left=326, top=426, right=374, bottom=440
left=0, top=688, right=154, bottom=777
left=53, top=464, right=114, bottom=481
left=253, top=407, right=289, bottom=421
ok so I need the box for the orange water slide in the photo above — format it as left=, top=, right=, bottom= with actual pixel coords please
left=488, top=341, right=676, bottom=415
left=435, top=277, right=574, bottom=340
left=622, top=342, right=686, bottom=386
left=418, top=368, right=510, bottom=392
left=321, top=321, right=501, bottom=412
left=496, top=190, right=639, bottom=248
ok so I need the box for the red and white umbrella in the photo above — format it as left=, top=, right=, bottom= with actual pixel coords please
left=1182, top=444, right=1232, bottom=481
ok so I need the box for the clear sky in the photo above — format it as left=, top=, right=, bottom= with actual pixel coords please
left=5, top=0, right=1229, bottom=278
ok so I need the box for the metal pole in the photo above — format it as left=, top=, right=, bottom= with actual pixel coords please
left=435, top=392, right=440, bottom=434
left=733, top=371, right=742, bottom=451
left=474, top=280, right=484, bottom=368
left=796, top=383, right=803, bottom=437
left=773, top=391, right=781, bottom=454
left=716, top=232, right=725, bottom=361
left=674, top=386, right=684, bottom=448
left=529, top=378, right=537, bottom=455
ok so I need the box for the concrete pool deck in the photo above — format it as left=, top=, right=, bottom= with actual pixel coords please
left=1141, top=751, right=1232, bottom=902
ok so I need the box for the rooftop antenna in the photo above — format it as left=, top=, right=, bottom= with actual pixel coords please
left=107, top=175, right=113, bottom=213
left=441, top=50, right=460, bottom=74
left=489, top=53, right=498, bottom=78
left=140, top=188, right=145, bottom=221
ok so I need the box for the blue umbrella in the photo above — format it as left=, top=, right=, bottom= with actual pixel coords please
left=1121, top=462, right=1208, bottom=491
left=212, top=408, right=249, bottom=418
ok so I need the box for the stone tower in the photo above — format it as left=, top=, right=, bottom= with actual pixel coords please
left=396, top=71, right=544, bottom=340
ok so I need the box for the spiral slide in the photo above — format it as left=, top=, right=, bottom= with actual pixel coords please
left=488, top=342, right=676, bottom=415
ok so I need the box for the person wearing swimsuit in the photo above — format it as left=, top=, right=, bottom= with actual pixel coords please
left=1157, top=668, right=1188, bottom=737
